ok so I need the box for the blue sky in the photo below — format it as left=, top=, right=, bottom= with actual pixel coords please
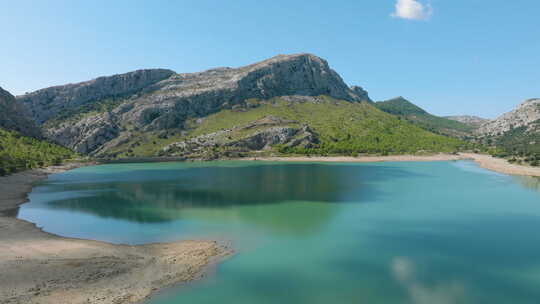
left=1, top=0, right=539, bottom=118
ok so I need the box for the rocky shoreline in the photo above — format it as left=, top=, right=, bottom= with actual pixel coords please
left=0, top=163, right=232, bottom=304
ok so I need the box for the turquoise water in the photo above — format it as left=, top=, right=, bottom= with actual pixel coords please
left=18, top=160, right=540, bottom=303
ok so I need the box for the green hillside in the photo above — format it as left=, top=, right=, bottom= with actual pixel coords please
left=105, top=96, right=471, bottom=158
left=375, top=97, right=473, bottom=137
left=0, top=128, right=76, bottom=175
left=485, top=121, right=540, bottom=165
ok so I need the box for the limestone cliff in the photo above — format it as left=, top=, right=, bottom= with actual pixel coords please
left=17, top=54, right=370, bottom=154
left=17, top=69, right=175, bottom=124
left=476, top=98, right=540, bottom=136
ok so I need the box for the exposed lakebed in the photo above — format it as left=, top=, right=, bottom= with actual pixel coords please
left=18, top=160, right=540, bottom=304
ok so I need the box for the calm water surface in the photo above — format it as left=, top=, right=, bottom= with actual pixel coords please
left=18, top=160, right=540, bottom=304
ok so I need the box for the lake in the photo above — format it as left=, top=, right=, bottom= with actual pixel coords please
left=18, top=160, right=540, bottom=304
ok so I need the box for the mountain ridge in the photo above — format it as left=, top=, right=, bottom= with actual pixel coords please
left=476, top=98, right=540, bottom=136
left=475, top=98, right=540, bottom=161
left=16, top=53, right=374, bottom=154
left=444, top=115, right=489, bottom=128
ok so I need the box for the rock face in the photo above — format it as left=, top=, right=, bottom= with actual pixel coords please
left=17, top=53, right=369, bottom=154
left=45, top=113, right=120, bottom=154
left=444, top=115, right=489, bottom=128
left=0, top=87, right=41, bottom=138
left=476, top=98, right=540, bottom=136
left=115, top=53, right=367, bottom=132
left=350, top=86, right=372, bottom=102
left=163, top=115, right=318, bottom=159
left=17, top=69, right=175, bottom=124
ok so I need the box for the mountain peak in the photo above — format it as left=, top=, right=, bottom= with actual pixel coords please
left=162, top=53, right=364, bottom=103
left=477, top=98, right=540, bottom=136
left=375, top=97, right=427, bottom=115
left=15, top=54, right=372, bottom=153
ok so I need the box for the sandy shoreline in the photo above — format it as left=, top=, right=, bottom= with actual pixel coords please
left=244, top=153, right=465, bottom=163
left=244, top=153, right=540, bottom=177
left=460, top=153, right=540, bottom=177
left=0, top=164, right=231, bottom=304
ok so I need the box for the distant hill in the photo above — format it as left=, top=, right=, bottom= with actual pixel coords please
left=374, top=97, right=474, bottom=138
left=476, top=98, right=540, bottom=136
left=444, top=115, right=489, bottom=128
left=475, top=98, right=540, bottom=163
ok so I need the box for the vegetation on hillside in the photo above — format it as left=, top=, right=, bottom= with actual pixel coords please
left=0, top=128, right=76, bottom=175
left=100, top=96, right=476, bottom=158
left=481, top=121, right=540, bottom=166
left=374, top=97, right=474, bottom=137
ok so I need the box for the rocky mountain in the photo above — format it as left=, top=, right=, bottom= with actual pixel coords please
left=17, top=69, right=175, bottom=124
left=475, top=98, right=540, bottom=158
left=155, top=95, right=465, bottom=160
left=17, top=54, right=373, bottom=155
left=0, top=87, right=41, bottom=138
left=9, top=53, right=471, bottom=159
left=444, top=115, right=489, bottom=128
left=476, top=98, right=540, bottom=136
left=374, top=97, right=474, bottom=138
left=350, top=86, right=371, bottom=102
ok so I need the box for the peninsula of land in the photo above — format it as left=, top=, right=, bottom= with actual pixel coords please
left=0, top=164, right=231, bottom=304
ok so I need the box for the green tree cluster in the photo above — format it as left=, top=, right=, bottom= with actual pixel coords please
left=0, top=128, right=75, bottom=176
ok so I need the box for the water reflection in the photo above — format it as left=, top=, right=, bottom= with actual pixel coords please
left=391, top=257, right=467, bottom=304
left=514, top=176, right=540, bottom=193
left=19, top=161, right=540, bottom=304
left=35, top=164, right=416, bottom=224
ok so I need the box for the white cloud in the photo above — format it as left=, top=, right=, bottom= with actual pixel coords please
left=391, top=257, right=467, bottom=304
left=391, top=0, right=433, bottom=21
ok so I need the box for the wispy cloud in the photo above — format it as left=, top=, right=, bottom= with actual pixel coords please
left=391, top=0, right=433, bottom=21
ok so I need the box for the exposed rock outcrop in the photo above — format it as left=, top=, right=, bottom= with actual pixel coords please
left=116, top=53, right=367, bottom=132
left=476, top=98, right=540, bottom=136
left=45, top=112, right=120, bottom=154
left=350, top=85, right=372, bottom=102
left=231, top=126, right=317, bottom=151
left=17, top=69, right=175, bottom=124
left=17, top=54, right=369, bottom=154
left=0, top=87, right=41, bottom=138
left=163, top=116, right=318, bottom=158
